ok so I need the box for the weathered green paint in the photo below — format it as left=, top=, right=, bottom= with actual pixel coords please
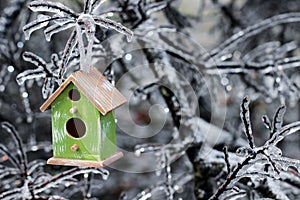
left=100, top=111, right=116, bottom=160
left=51, top=83, right=117, bottom=161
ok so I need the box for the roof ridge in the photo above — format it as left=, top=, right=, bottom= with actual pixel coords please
left=40, top=67, right=126, bottom=114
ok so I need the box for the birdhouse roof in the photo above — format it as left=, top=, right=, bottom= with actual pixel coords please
left=40, top=67, right=126, bottom=115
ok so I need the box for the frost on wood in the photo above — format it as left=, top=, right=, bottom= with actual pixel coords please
left=23, top=0, right=133, bottom=78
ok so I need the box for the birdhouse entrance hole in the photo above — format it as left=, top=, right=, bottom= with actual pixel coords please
left=66, top=118, right=86, bottom=138
left=68, top=89, right=81, bottom=101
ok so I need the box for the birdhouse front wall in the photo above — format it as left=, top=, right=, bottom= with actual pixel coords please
left=51, top=83, right=101, bottom=161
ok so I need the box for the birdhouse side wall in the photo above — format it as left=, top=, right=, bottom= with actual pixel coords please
left=51, top=83, right=101, bottom=161
left=100, top=111, right=117, bottom=160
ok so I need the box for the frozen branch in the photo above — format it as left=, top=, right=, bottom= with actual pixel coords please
left=240, top=97, right=255, bottom=149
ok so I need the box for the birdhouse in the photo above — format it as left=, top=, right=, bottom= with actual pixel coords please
left=40, top=67, right=126, bottom=168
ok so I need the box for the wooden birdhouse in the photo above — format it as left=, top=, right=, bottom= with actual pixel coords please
left=40, top=67, right=126, bottom=168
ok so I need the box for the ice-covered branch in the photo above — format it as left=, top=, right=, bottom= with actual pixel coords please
left=1, top=122, right=28, bottom=179
left=207, top=12, right=300, bottom=61
left=33, top=167, right=109, bottom=195
left=24, top=0, right=133, bottom=75
left=17, top=51, right=59, bottom=99
left=209, top=98, right=300, bottom=200
left=240, top=97, right=255, bottom=149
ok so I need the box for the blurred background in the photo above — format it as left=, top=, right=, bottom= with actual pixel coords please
left=0, top=0, right=300, bottom=199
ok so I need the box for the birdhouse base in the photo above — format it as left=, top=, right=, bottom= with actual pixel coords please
left=47, top=152, right=123, bottom=168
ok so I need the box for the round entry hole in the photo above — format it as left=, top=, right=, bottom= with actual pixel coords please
left=66, top=118, right=86, bottom=138
left=68, top=89, right=81, bottom=101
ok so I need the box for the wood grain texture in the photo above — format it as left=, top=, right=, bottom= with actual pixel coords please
left=40, top=67, right=127, bottom=114
left=47, top=152, right=123, bottom=168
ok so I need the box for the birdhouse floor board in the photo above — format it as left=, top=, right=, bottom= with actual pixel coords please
left=47, top=152, right=123, bottom=168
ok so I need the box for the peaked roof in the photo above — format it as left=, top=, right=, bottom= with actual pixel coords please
left=40, top=67, right=126, bottom=115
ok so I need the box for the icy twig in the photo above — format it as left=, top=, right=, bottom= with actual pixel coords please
left=0, top=188, right=23, bottom=200
left=17, top=51, right=59, bottom=99
left=223, top=146, right=231, bottom=174
left=0, top=144, right=21, bottom=172
left=210, top=98, right=300, bottom=200
left=24, top=0, right=133, bottom=76
left=1, top=122, right=28, bottom=178
left=262, top=115, right=272, bottom=131
left=240, top=97, right=255, bottom=149
left=28, top=1, right=78, bottom=18
left=271, top=105, right=286, bottom=136
left=33, top=167, right=109, bottom=194
left=94, top=16, right=133, bottom=42
left=266, top=121, right=300, bottom=146
left=58, top=29, right=77, bottom=81
left=163, top=150, right=173, bottom=200
left=208, top=12, right=300, bottom=60
left=132, top=173, right=193, bottom=200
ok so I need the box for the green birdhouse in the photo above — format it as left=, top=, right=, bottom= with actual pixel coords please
left=40, top=67, right=126, bottom=168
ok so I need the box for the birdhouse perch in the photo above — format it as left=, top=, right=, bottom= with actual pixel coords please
left=40, top=67, right=126, bottom=168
